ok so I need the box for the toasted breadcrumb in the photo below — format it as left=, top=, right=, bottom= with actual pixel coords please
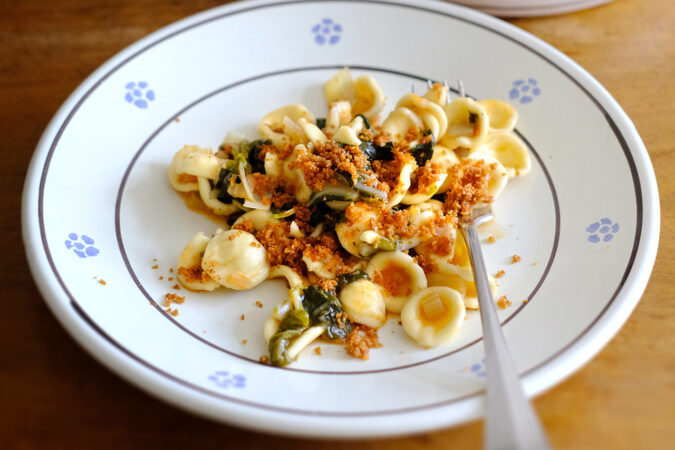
left=255, top=301, right=263, bottom=308
left=497, top=295, right=512, bottom=309
left=172, top=283, right=181, bottom=290
left=240, top=314, right=245, bottom=320
left=495, top=270, right=505, bottom=278
left=242, top=340, right=248, bottom=345
left=98, top=279, right=107, bottom=285
left=523, top=299, right=529, bottom=304
left=171, top=309, right=179, bottom=317
left=315, top=347, right=322, bottom=355
left=488, top=236, right=496, bottom=243
left=511, top=254, right=521, bottom=263
left=159, top=276, right=164, bottom=280
left=259, top=356, right=269, bottom=364
left=151, top=264, right=158, bottom=269
left=345, top=324, right=382, bottom=360
left=169, top=268, right=174, bottom=273
left=165, top=293, right=185, bottom=304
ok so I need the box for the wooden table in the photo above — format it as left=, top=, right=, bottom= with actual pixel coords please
left=2, top=0, right=673, bottom=448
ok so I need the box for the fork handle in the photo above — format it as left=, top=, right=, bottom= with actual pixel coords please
left=462, top=224, right=552, bottom=450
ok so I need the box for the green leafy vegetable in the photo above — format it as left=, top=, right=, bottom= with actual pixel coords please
left=336, top=270, right=369, bottom=292
left=308, top=185, right=358, bottom=205
left=301, top=285, right=352, bottom=341
left=308, top=202, right=345, bottom=228
left=468, top=112, right=478, bottom=124
left=268, top=309, right=310, bottom=366
left=316, top=117, right=326, bottom=129
left=213, top=168, right=234, bottom=204
left=410, top=130, right=435, bottom=167
left=359, top=140, right=394, bottom=162
left=247, top=139, right=271, bottom=174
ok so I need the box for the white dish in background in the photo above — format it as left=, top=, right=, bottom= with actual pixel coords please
left=22, top=0, right=658, bottom=438
left=453, top=0, right=613, bottom=17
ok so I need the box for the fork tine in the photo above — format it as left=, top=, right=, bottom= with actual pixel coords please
left=458, top=79, right=465, bottom=98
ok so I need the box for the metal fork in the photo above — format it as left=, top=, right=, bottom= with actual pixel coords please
left=462, top=204, right=552, bottom=450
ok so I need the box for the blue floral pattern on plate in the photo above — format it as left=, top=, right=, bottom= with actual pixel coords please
left=509, top=78, right=540, bottom=104
left=124, top=81, right=155, bottom=109
left=65, top=233, right=100, bottom=258
left=311, top=18, right=342, bottom=45
left=208, top=371, right=246, bottom=389
left=586, top=218, right=619, bottom=243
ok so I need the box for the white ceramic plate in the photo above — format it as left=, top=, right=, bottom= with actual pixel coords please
left=22, top=0, right=658, bottom=438
left=452, top=0, right=613, bottom=17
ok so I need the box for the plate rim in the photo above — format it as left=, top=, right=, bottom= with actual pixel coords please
left=21, top=0, right=660, bottom=438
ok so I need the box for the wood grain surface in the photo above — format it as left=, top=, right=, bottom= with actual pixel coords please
left=2, top=0, right=673, bottom=448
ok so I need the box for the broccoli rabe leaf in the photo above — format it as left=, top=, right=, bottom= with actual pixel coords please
left=269, top=329, right=304, bottom=366
left=247, top=139, right=271, bottom=174
left=301, top=285, right=352, bottom=341
left=336, top=270, right=369, bottom=292
left=359, top=140, right=394, bottom=162
left=410, top=130, right=435, bottom=167
left=213, top=168, right=234, bottom=204
left=315, top=117, right=326, bottom=129
left=268, top=309, right=310, bottom=366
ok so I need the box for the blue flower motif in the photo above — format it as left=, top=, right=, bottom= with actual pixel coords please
left=65, top=233, right=100, bottom=258
left=124, top=81, right=155, bottom=109
left=208, top=371, right=246, bottom=389
left=311, top=18, right=342, bottom=45
left=586, top=218, right=619, bottom=243
left=470, top=359, right=486, bottom=377
left=509, top=78, right=540, bottom=104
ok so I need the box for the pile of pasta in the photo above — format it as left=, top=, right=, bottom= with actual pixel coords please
left=169, top=68, right=530, bottom=366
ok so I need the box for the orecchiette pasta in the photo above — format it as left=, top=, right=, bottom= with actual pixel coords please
left=201, top=229, right=269, bottom=290
left=401, top=286, right=466, bottom=347
left=168, top=69, right=530, bottom=366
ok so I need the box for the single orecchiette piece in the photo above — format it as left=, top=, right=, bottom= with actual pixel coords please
left=258, top=104, right=315, bottom=148
left=478, top=99, right=518, bottom=132
left=401, top=286, right=466, bottom=347
left=366, top=250, right=427, bottom=313
left=441, top=97, right=489, bottom=149
left=482, top=132, right=531, bottom=178
left=169, top=145, right=212, bottom=192
left=176, top=232, right=220, bottom=291
left=201, top=229, right=269, bottom=290
left=395, top=93, right=448, bottom=139
left=339, top=279, right=387, bottom=328
left=324, top=68, right=386, bottom=122
left=324, top=67, right=355, bottom=104
left=335, top=202, right=381, bottom=257
left=465, top=151, right=509, bottom=201
left=352, top=75, right=386, bottom=121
